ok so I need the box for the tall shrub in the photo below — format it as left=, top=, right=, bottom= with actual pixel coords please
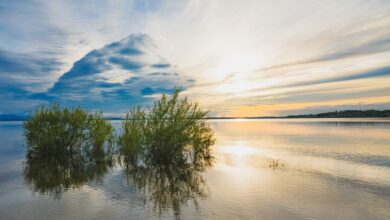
left=23, top=105, right=115, bottom=198
left=119, top=90, right=215, bottom=167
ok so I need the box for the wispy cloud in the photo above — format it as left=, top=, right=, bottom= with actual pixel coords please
left=44, top=34, right=192, bottom=112
left=0, top=0, right=389, bottom=115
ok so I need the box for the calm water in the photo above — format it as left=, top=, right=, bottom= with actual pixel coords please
left=0, top=119, right=390, bottom=219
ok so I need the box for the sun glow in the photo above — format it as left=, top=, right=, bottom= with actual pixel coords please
left=214, top=142, right=269, bottom=168
left=202, top=45, right=268, bottom=81
left=214, top=79, right=258, bottom=94
left=219, top=143, right=263, bottom=156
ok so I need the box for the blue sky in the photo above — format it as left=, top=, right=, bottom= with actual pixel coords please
left=0, top=0, right=389, bottom=116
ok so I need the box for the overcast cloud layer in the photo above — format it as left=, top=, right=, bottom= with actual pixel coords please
left=0, top=0, right=389, bottom=116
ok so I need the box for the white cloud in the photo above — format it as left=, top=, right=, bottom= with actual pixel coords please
left=0, top=0, right=389, bottom=115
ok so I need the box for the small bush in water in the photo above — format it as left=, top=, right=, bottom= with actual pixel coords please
left=23, top=105, right=115, bottom=198
left=24, top=105, right=115, bottom=158
left=119, top=90, right=215, bottom=218
left=119, top=89, right=215, bottom=167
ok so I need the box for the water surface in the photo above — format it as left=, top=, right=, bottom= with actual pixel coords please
left=0, top=119, right=389, bottom=219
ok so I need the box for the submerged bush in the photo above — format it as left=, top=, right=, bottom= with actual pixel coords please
left=24, top=105, right=114, bottom=157
left=23, top=91, right=215, bottom=210
left=23, top=105, right=115, bottom=198
left=117, top=90, right=215, bottom=218
left=119, top=89, right=215, bottom=167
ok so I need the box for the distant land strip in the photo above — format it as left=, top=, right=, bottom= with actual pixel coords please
left=0, top=110, right=389, bottom=121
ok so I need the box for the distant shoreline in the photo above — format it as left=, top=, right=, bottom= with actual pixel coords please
left=1, top=117, right=389, bottom=122
left=1, top=110, right=389, bottom=121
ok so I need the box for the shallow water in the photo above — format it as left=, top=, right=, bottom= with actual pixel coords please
left=0, top=119, right=389, bottom=219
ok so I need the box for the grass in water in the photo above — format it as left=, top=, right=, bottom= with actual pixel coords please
left=23, top=90, right=216, bottom=216
left=118, top=89, right=215, bottom=219
left=118, top=89, right=215, bottom=167
left=23, top=105, right=115, bottom=198
left=268, top=159, right=285, bottom=170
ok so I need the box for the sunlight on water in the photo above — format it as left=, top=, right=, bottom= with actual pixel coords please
left=0, top=119, right=390, bottom=219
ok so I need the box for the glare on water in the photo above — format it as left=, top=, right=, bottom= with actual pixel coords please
left=0, top=119, right=390, bottom=219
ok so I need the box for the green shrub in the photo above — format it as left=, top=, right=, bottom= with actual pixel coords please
left=24, top=105, right=114, bottom=156
left=119, top=89, right=215, bottom=168
left=23, top=105, right=115, bottom=198
left=118, top=90, right=215, bottom=217
left=118, top=106, right=147, bottom=165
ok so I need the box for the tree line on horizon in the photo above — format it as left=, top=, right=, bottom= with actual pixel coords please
left=1, top=108, right=390, bottom=121
left=286, top=109, right=390, bottom=118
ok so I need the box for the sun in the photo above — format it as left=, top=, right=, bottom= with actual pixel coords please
left=205, top=46, right=268, bottom=80
left=214, top=79, right=258, bottom=95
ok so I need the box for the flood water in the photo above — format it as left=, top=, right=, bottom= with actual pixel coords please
left=0, top=119, right=389, bottom=219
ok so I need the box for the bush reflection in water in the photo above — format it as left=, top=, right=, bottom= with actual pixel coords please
left=123, top=154, right=212, bottom=219
left=23, top=91, right=215, bottom=218
left=119, top=90, right=215, bottom=219
left=23, top=105, right=115, bottom=198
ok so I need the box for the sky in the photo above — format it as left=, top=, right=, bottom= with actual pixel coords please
left=0, top=0, right=389, bottom=117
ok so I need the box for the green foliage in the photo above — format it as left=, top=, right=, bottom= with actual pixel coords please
left=24, top=105, right=114, bottom=156
left=119, top=90, right=215, bottom=219
left=119, top=89, right=215, bottom=168
left=23, top=105, right=115, bottom=198
left=118, top=106, right=147, bottom=165
left=23, top=90, right=216, bottom=213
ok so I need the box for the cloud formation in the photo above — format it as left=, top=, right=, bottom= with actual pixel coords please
left=0, top=33, right=191, bottom=114
left=0, top=0, right=389, bottom=116
left=45, top=34, right=191, bottom=112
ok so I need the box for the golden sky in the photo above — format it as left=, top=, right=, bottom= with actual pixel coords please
left=1, top=0, right=389, bottom=116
